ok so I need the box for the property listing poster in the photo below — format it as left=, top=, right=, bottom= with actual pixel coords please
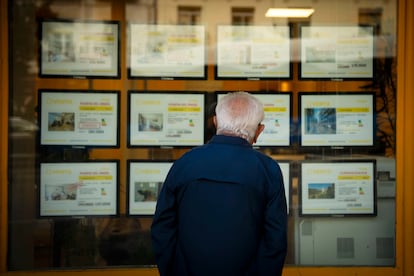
left=278, top=162, right=290, bottom=214
left=300, top=26, right=374, bottom=79
left=129, top=24, right=206, bottom=78
left=254, top=94, right=291, bottom=146
left=40, top=21, right=119, bottom=77
left=216, top=25, right=291, bottom=79
left=128, top=161, right=173, bottom=215
left=129, top=92, right=204, bottom=146
left=300, top=161, right=376, bottom=216
left=300, top=93, right=374, bottom=146
left=218, top=93, right=291, bottom=146
left=40, top=91, right=119, bottom=146
left=40, top=162, right=118, bottom=217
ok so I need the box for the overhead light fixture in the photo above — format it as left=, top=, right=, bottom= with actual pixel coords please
left=265, top=8, right=315, bottom=18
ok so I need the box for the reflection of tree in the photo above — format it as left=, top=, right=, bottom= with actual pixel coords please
left=362, top=34, right=396, bottom=157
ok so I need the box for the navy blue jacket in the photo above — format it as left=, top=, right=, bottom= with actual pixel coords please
left=151, top=135, right=288, bottom=276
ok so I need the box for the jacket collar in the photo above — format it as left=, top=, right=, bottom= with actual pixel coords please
left=208, top=135, right=252, bottom=148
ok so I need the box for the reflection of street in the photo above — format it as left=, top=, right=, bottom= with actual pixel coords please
left=98, top=217, right=154, bottom=266
left=9, top=117, right=38, bottom=132
left=9, top=116, right=38, bottom=161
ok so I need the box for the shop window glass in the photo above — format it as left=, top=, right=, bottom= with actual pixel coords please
left=8, top=0, right=397, bottom=270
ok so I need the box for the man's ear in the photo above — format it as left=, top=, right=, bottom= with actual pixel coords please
left=258, top=123, right=265, bottom=134
left=252, top=124, right=265, bottom=144
left=213, top=116, right=217, bottom=128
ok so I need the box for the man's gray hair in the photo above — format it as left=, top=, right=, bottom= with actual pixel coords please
left=215, top=92, right=264, bottom=142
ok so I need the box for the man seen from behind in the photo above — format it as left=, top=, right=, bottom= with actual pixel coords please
left=151, top=91, right=288, bottom=276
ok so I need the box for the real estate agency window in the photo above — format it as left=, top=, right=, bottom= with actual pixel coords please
left=6, top=0, right=397, bottom=271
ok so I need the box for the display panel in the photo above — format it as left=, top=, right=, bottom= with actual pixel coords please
left=39, top=161, right=119, bottom=217
left=127, top=160, right=173, bottom=216
left=216, top=25, right=291, bottom=79
left=38, top=90, right=120, bottom=147
left=39, top=19, right=120, bottom=78
left=299, top=92, right=375, bottom=147
left=128, top=24, right=206, bottom=79
left=128, top=91, right=205, bottom=147
left=278, top=161, right=291, bottom=214
left=299, top=160, right=376, bottom=216
left=217, top=92, right=292, bottom=147
left=299, top=25, right=374, bottom=80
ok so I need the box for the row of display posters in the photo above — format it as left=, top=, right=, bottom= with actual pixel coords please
left=39, top=20, right=375, bottom=80
left=38, top=89, right=377, bottom=219
left=39, top=90, right=375, bottom=148
left=37, top=19, right=377, bottom=225
left=39, top=159, right=377, bottom=218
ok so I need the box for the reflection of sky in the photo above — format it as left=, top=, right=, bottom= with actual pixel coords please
left=309, top=183, right=332, bottom=189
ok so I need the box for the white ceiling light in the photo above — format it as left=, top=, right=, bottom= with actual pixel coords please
left=265, top=8, right=315, bottom=18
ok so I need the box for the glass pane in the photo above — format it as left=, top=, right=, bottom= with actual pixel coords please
left=8, top=0, right=397, bottom=270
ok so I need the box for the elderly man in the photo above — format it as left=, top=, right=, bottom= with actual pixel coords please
left=151, top=91, right=287, bottom=276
